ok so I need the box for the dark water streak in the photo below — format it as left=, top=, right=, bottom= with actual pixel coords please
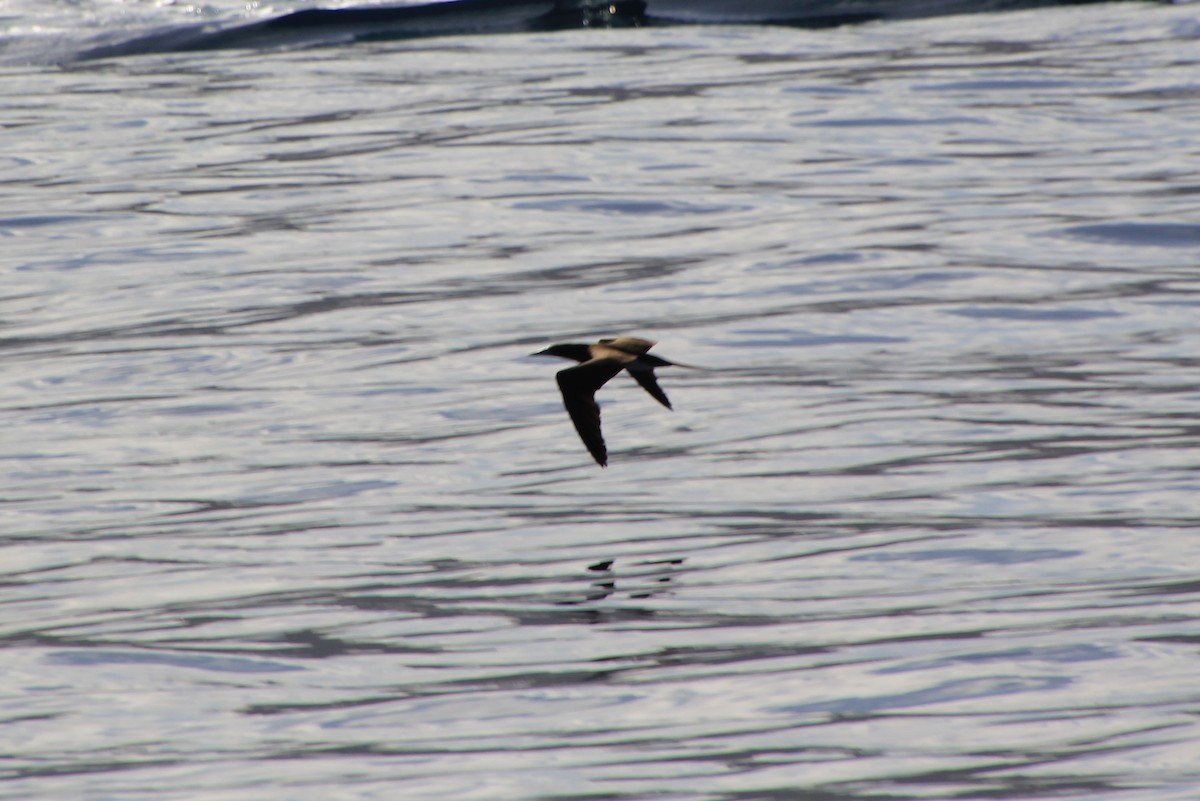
left=68, top=0, right=1151, bottom=62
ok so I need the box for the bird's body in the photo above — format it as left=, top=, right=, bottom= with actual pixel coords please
left=532, top=337, right=685, bottom=467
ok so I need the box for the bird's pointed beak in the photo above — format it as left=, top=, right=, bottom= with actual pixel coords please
left=530, top=347, right=551, bottom=357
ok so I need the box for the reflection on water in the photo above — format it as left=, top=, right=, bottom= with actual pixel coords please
left=3, top=3, right=1200, bottom=799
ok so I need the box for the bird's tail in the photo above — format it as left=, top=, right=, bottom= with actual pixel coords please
left=643, top=354, right=707, bottom=370
left=664, top=359, right=709, bottom=370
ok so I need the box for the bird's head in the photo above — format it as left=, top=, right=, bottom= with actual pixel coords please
left=530, top=343, right=591, bottom=362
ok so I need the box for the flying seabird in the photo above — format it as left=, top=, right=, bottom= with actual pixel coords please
left=532, top=337, right=688, bottom=467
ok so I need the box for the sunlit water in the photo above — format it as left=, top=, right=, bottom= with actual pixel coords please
left=3, top=2, right=1200, bottom=799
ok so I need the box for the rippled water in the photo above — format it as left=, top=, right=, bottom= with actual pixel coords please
left=4, top=3, right=1200, bottom=799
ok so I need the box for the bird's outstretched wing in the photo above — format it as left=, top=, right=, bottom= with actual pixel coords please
left=625, top=361, right=672, bottom=409
left=556, top=359, right=626, bottom=466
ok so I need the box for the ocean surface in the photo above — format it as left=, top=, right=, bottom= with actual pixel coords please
left=3, top=1, right=1200, bottom=799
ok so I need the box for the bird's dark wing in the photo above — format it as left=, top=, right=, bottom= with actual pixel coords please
left=599, top=337, right=655, bottom=357
left=625, top=362, right=672, bottom=409
left=556, top=359, right=626, bottom=466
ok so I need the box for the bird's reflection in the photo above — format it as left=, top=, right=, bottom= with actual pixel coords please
left=558, top=557, right=686, bottom=605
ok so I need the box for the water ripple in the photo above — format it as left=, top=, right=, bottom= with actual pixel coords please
left=3, top=5, right=1200, bottom=800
